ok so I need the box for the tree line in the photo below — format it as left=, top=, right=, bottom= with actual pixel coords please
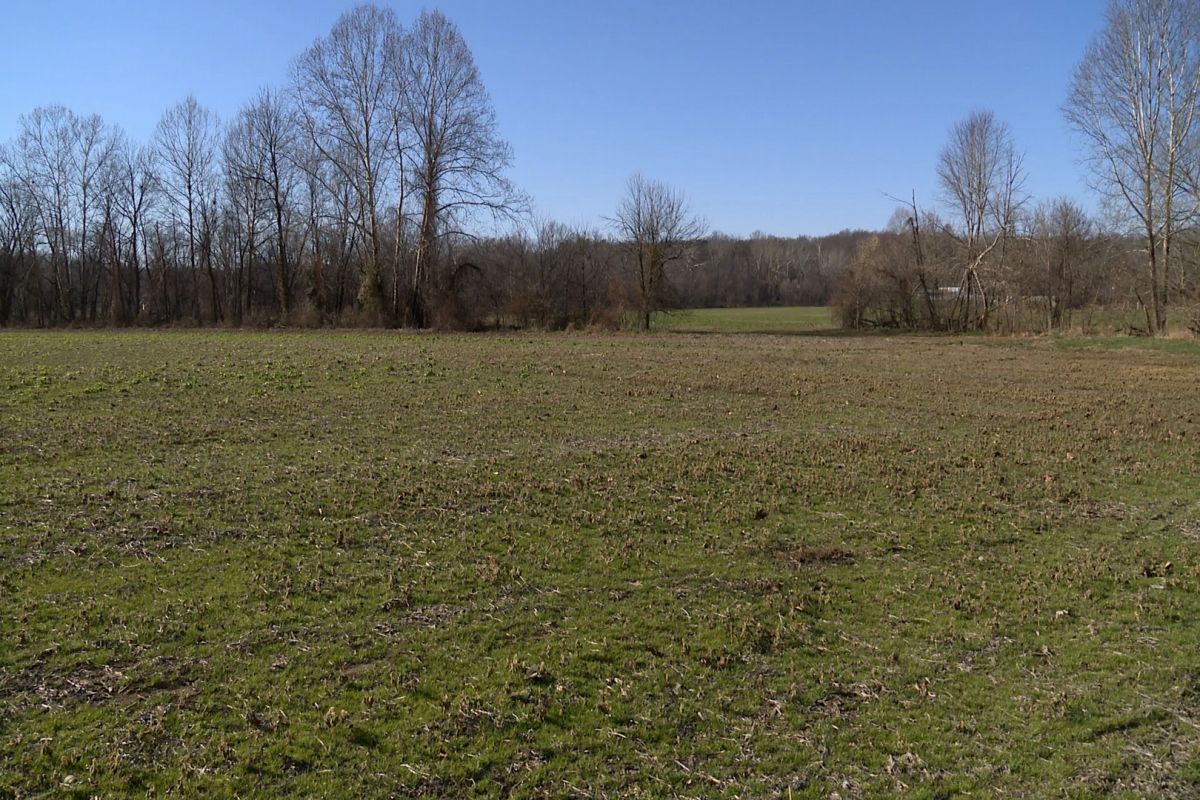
left=839, top=0, right=1200, bottom=335
left=4, top=0, right=1200, bottom=334
left=0, top=3, right=742, bottom=332
left=0, top=6, right=523, bottom=329
left=440, top=218, right=865, bottom=331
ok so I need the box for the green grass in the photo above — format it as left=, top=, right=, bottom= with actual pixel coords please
left=655, top=306, right=836, bottom=333
left=2, top=330, right=1200, bottom=798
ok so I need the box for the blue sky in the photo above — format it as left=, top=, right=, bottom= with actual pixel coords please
left=0, top=0, right=1108, bottom=236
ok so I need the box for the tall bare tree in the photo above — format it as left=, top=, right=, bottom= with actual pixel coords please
left=399, top=9, right=520, bottom=327
left=0, top=145, right=38, bottom=324
left=13, top=106, right=120, bottom=322
left=97, top=137, right=153, bottom=321
left=936, top=110, right=1026, bottom=330
left=221, top=120, right=266, bottom=323
left=156, top=95, right=221, bottom=322
left=1065, top=0, right=1200, bottom=334
left=226, top=89, right=302, bottom=316
left=612, top=174, right=705, bottom=331
left=293, top=4, right=401, bottom=318
left=13, top=107, right=73, bottom=321
left=111, top=141, right=156, bottom=322
left=72, top=114, right=121, bottom=321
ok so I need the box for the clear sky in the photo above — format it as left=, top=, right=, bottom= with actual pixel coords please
left=0, top=0, right=1108, bottom=237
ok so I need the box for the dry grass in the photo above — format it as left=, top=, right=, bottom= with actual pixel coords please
left=1, top=329, right=1199, bottom=797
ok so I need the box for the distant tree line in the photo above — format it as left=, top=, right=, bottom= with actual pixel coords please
left=443, top=219, right=867, bottom=331
left=5, top=0, right=1200, bottom=334
left=0, top=2, right=826, bottom=332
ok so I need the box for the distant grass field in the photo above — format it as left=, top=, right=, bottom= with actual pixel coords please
left=655, top=306, right=836, bottom=333
left=3, top=330, right=1200, bottom=798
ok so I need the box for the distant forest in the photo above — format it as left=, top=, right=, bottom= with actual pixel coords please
left=3, top=0, right=1200, bottom=333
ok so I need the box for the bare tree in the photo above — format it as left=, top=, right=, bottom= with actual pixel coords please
left=561, top=225, right=614, bottom=323
left=1065, top=0, right=1200, bottom=334
left=111, top=141, right=156, bottom=321
left=936, top=110, right=1026, bottom=330
left=1028, top=198, right=1095, bottom=330
left=221, top=120, right=266, bottom=323
left=293, top=3, right=401, bottom=318
left=13, top=106, right=120, bottom=322
left=611, top=174, right=705, bottom=331
left=226, top=88, right=302, bottom=316
left=399, top=9, right=521, bottom=327
left=13, top=107, right=73, bottom=321
left=888, top=192, right=944, bottom=329
left=0, top=145, right=38, bottom=324
left=73, top=114, right=121, bottom=321
left=156, top=95, right=221, bottom=322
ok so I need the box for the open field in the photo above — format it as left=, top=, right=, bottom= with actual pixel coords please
left=1054, top=336, right=1200, bottom=357
left=2, top=330, right=1200, bottom=798
left=654, top=306, right=836, bottom=334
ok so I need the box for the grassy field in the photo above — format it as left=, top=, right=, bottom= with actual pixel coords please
left=2, top=329, right=1199, bottom=798
left=1053, top=335, right=1200, bottom=357
left=654, top=306, right=836, bottom=334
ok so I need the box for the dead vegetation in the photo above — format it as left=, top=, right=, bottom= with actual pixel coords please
left=1, top=329, right=1199, bottom=797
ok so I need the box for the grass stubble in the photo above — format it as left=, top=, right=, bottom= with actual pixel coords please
left=1, top=324, right=1199, bottom=797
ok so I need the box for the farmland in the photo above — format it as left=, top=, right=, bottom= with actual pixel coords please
left=653, top=307, right=836, bottom=334
left=2, top=326, right=1199, bottom=798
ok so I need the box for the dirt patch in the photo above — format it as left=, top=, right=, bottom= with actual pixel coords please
left=780, top=545, right=855, bottom=567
